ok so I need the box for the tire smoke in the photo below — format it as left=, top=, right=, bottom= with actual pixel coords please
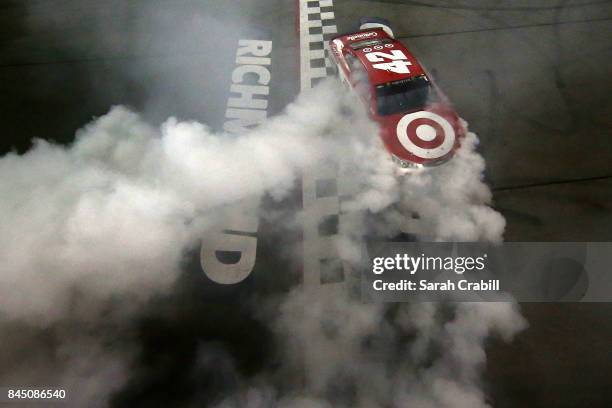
left=0, top=75, right=525, bottom=407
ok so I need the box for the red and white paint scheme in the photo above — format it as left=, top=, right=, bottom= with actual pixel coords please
left=329, top=25, right=465, bottom=171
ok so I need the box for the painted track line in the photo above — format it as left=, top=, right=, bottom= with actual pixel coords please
left=297, top=0, right=346, bottom=293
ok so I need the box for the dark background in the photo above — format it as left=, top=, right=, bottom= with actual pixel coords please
left=0, top=1, right=611, bottom=407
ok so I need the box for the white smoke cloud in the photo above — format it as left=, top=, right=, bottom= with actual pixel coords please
left=0, top=82, right=355, bottom=326
left=0, top=74, right=525, bottom=407
left=0, top=81, right=372, bottom=405
left=397, top=127, right=506, bottom=242
left=228, top=115, right=526, bottom=408
left=265, top=292, right=525, bottom=408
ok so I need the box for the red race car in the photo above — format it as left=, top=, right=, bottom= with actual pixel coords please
left=329, top=18, right=465, bottom=172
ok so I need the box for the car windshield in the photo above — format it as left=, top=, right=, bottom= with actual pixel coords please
left=375, top=75, right=432, bottom=116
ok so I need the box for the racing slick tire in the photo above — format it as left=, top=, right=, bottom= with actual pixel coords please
left=359, top=17, right=394, bottom=38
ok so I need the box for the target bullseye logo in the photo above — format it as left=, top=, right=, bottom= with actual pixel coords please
left=396, top=111, right=456, bottom=160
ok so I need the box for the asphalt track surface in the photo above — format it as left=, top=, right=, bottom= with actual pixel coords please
left=0, top=0, right=611, bottom=407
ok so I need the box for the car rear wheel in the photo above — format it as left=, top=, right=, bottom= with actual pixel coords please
left=359, top=17, right=394, bottom=38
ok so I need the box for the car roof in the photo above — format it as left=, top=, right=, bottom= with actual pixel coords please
left=332, top=28, right=426, bottom=86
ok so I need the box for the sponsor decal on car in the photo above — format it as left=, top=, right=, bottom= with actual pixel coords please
left=396, top=111, right=456, bottom=160
left=346, top=31, right=378, bottom=41
left=365, top=49, right=412, bottom=74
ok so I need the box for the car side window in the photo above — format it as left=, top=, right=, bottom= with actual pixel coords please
left=345, top=53, right=358, bottom=73
left=347, top=54, right=371, bottom=103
